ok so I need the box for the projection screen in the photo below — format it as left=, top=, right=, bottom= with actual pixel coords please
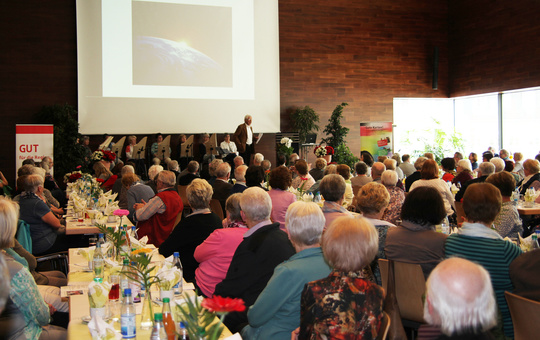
left=76, top=0, right=280, bottom=134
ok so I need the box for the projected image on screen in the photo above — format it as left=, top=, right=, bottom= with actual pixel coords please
left=132, top=2, right=232, bottom=87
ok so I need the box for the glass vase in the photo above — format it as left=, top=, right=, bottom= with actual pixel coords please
left=140, top=290, right=154, bottom=330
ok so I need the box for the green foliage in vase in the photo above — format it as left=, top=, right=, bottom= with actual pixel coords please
left=34, top=104, right=87, bottom=181
left=177, top=293, right=223, bottom=340
left=321, top=103, right=349, bottom=149
left=291, top=106, right=320, bottom=144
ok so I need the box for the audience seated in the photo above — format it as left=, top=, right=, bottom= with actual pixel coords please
left=454, top=161, right=495, bottom=202
left=134, top=170, right=183, bottom=247
left=18, top=175, right=68, bottom=256
left=123, top=173, right=155, bottom=223
left=194, top=194, right=246, bottom=297
left=518, top=158, right=540, bottom=194
left=299, top=216, right=384, bottom=339
left=211, top=162, right=233, bottom=212
left=319, top=174, right=351, bottom=229
left=177, top=161, right=200, bottom=186
left=267, top=166, right=296, bottom=231
left=93, top=162, right=117, bottom=191
left=452, top=159, right=474, bottom=186
left=291, top=159, right=315, bottom=191
left=485, top=172, right=523, bottom=238
left=214, top=187, right=295, bottom=333
left=513, top=152, right=525, bottom=180
left=113, top=165, right=134, bottom=209
left=391, top=153, right=405, bottom=180
left=243, top=202, right=331, bottom=340
left=381, top=170, right=405, bottom=225
left=383, top=158, right=404, bottom=190
left=146, top=165, right=163, bottom=194
left=355, top=182, right=394, bottom=285
left=445, top=183, right=522, bottom=338
left=245, top=165, right=266, bottom=190
left=440, top=157, right=456, bottom=182
left=350, top=161, right=372, bottom=196
left=0, top=197, right=67, bottom=340
left=336, top=164, right=354, bottom=207
left=410, top=159, right=455, bottom=217
left=385, top=186, right=447, bottom=279
left=160, top=179, right=222, bottom=282
left=308, top=158, right=327, bottom=182
left=306, top=164, right=337, bottom=194
left=370, top=162, right=386, bottom=183
left=405, top=156, right=427, bottom=192
left=230, top=165, right=248, bottom=194
left=253, top=153, right=264, bottom=166
left=424, top=258, right=497, bottom=340
left=399, top=154, right=416, bottom=177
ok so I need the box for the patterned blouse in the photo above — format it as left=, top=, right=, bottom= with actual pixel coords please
left=493, top=201, right=523, bottom=239
left=382, top=186, right=405, bottom=225
left=300, top=270, right=385, bottom=339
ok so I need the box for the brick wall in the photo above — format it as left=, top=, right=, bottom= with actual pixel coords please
left=1, top=0, right=539, bottom=181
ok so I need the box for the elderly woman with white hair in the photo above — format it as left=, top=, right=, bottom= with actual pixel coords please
left=242, top=202, right=332, bottom=340
left=0, top=197, right=67, bottom=339
left=159, top=179, right=222, bottom=282
left=298, top=216, right=384, bottom=339
left=18, top=175, right=67, bottom=256
left=146, top=164, right=163, bottom=194
left=381, top=170, right=405, bottom=225
left=452, top=159, right=474, bottom=186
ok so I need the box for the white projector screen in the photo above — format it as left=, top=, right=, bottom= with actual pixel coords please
left=76, top=0, right=280, bottom=134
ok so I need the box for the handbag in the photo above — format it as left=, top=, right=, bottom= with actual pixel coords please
left=383, top=260, right=407, bottom=340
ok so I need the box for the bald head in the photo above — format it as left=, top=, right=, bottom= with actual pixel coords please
left=371, top=162, right=386, bottom=180
left=424, top=258, right=496, bottom=336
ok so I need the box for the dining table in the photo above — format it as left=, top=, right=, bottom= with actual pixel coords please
left=66, top=246, right=235, bottom=339
left=65, top=215, right=133, bottom=235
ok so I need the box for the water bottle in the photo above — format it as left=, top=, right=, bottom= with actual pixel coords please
left=120, top=259, right=130, bottom=296
left=121, top=288, right=136, bottom=338
left=173, top=252, right=183, bottom=295
left=513, top=188, right=520, bottom=206
left=440, top=216, right=450, bottom=235
left=93, top=242, right=105, bottom=279
left=150, top=313, right=168, bottom=340
left=178, top=321, right=190, bottom=340
left=97, top=233, right=106, bottom=247
left=130, top=226, right=137, bottom=239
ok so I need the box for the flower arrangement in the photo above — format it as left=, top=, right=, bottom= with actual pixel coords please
left=91, top=150, right=116, bottom=162
left=276, top=137, right=294, bottom=160
left=63, top=170, right=82, bottom=183
left=178, top=294, right=245, bottom=340
left=314, top=145, right=334, bottom=157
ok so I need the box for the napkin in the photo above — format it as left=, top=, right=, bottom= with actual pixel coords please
left=103, top=201, right=120, bottom=217
left=73, top=194, right=87, bottom=214
left=88, top=314, right=121, bottom=340
left=157, top=256, right=182, bottom=290
left=88, top=280, right=112, bottom=308
left=79, top=247, right=96, bottom=261
left=129, top=235, right=148, bottom=250
left=519, top=234, right=533, bottom=252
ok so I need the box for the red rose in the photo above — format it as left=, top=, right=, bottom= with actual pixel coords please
left=202, top=296, right=246, bottom=313
left=325, top=146, right=335, bottom=155
left=102, top=150, right=116, bottom=162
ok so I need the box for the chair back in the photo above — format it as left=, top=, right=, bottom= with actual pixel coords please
left=172, top=210, right=182, bottom=229
left=454, top=201, right=466, bottom=224
left=209, top=199, right=224, bottom=220
left=376, top=311, right=391, bottom=340
left=379, top=259, right=426, bottom=323
left=15, top=220, right=32, bottom=253
left=505, top=291, right=540, bottom=340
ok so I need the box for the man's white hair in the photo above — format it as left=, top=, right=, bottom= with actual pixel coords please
left=381, top=170, right=398, bottom=186
left=254, top=153, right=264, bottom=164
left=240, top=187, right=272, bottom=222
left=424, top=258, right=497, bottom=336
left=148, top=165, right=163, bottom=181
left=490, top=157, right=505, bottom=173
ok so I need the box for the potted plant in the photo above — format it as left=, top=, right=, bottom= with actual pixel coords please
left=291, top=106, right=320, bottom=144
left=320, top=103, right=359, bottom=168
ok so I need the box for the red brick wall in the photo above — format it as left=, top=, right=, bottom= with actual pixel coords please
left=1, top=0, right=539, bottom=181
left=279, top=0, right=449, bottom=164
left=449, top=0, right=540, bottom=97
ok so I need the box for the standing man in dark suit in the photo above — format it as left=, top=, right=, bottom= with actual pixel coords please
left=233, top=115, right=257, bottom=165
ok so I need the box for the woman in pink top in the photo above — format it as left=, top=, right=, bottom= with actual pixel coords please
left=267, top=166, right=297, bottom=231
left=194, top=193, right=247, bottom=297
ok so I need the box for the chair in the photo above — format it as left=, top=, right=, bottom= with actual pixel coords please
left=177, top=185, right=191, bottom=215
left=505, top=291, right=540, bottom=340
left=172, top=210, right=182, bottom=230
left=376, top=312, right=391, bottom=340
left=454, top=201, right=466, bottom=225
left=209, top=199, right=224, bottom=220
left=36, top=252, right=69, bottom=276
left=379, top=259, right=426, bottom=332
